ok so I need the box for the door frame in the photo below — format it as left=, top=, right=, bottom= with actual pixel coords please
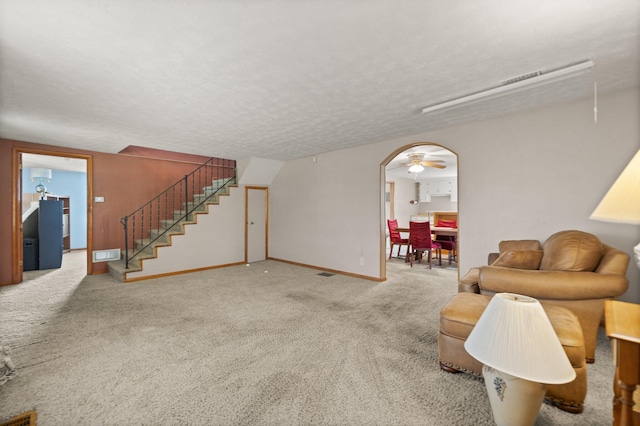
left=380, top=142, right=459, bottom=280
left=244, top=186, right=268, bottom=263
left=12, top=147, right=93, bottom=283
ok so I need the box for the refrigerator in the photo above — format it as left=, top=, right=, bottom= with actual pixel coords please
left=38, top=199, right=63, bottom=269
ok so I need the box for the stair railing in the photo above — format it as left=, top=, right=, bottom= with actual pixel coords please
left=120, top=158, right=236, bottom=269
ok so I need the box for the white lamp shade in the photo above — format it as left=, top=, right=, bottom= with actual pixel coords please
left=30, top=167, right=52, bottom=181
left=464, top=293, right=576, bottom=384
left=590, top=149, right=640, bottom=224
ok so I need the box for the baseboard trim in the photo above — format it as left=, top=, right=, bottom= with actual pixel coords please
left=268, top=257, right=385, bottom=282
left=124, top=261, right=246, bottom=283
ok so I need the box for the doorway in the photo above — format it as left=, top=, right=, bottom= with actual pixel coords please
left=381, top=143, right=458, bottom=278
left=12, top=148, right=93, bottom=284
left=245, top=186, right=268, bottom=263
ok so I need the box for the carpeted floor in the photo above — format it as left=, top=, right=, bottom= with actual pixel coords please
left=0, top=251, right=615, bottom=425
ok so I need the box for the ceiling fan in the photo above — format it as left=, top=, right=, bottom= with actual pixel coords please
left=403, top=153, right=446, bottom=173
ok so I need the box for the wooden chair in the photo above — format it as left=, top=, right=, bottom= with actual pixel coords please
left=434, top=219, right=457, bottom=264
left=387, top=219, right=409, bottom=259
left=407, top=221, right=441, bottom=268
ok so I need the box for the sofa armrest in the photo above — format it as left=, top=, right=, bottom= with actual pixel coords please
left=596, top=244, right=630, bottom=275
left=488, top=252, right=499, bottom=265
left=458, top=268, right=480, bottom=293
left=478, top=266, right=629, bottom=300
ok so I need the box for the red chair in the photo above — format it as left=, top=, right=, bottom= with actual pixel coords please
left=387, top=219, right=409, bottom=259
left=408, top=221, right=442, bottom=268
left=434, top=219, right=457, bottom=264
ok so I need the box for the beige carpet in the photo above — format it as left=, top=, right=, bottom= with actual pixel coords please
left=0, top=251, right=614, bottom=425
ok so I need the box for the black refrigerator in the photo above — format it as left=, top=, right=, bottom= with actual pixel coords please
left=38, top=199, right=63, bottom=269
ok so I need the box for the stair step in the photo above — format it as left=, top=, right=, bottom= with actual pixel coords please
left=173, top=210, right=199, bottom=222
left=150, top=221, right=185, bottom=240
left=148, top=229, right=170, bottom=243
left=193, top=193, right=219, bottom=204
left=187, top=201, right=209, bottom=211
left=134, top=238, right=171, bottom=255
left=173, top=203, right=207, bottom=220
left=107, top=250, right=151, bottom=280
left=204, top=184, right=231, bottom=196
left=173, top=211, right=191, bottom=222
left=107, top=258, right=128, bottom=281
left=160, top=218, right=178, bottom=229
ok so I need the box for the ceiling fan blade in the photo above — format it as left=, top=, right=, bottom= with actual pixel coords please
left=422, top=161, right=446, bottom=169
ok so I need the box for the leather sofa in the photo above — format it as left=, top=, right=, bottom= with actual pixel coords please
left=458, top=230, right=629, bottom=363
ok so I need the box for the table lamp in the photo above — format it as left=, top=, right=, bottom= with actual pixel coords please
left=464, top=293, right=576, bottom=426
left=590, top=149, right=640, bottom=269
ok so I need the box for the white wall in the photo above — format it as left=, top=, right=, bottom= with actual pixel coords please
left=418, top=197, right=457, bottom=216
left=269, top=88, right=640, bottom=302
left=269, top=149, right=383, bottom=277
left=388, top=177, right=419, bottom=227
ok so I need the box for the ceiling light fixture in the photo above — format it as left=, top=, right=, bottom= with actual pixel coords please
left=421, top=60, right=594, bottom=114
left=408, top=164, right=424, bottom=173
left=30, top=168, right=53, bottom=196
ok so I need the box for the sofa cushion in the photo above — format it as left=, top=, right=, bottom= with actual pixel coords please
left=491, top=249, right=544, bottom=270
left=439, top=293, right=585, bottom=369
left=540, top=230, right=604, bottom=272
left=498, top=240, right=543, bottom=253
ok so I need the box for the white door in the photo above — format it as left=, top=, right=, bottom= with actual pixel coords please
left=246, top=187, right=267, bottom=263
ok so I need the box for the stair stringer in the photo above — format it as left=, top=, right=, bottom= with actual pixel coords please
left=124, top=184, right=245, bottom=281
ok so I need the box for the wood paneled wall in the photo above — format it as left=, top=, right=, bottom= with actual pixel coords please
left=1, top=139, right=225, bottom=283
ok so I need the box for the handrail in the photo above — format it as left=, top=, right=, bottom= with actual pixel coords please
left=120, top=157, right=236, bottom=269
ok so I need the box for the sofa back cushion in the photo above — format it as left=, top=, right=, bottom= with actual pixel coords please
left=498, top=240, right=543, bottom=253
left=540, top=230, right=604, bottom=272
left=491, top=249, right=544, bottom=270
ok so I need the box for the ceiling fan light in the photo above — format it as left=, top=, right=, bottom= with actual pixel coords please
left=408, top=164, right=424, bottom=173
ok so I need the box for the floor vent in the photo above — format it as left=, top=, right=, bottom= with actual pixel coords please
left=92, top=249, right=121, bottom=263
left=318, top=272, right=335, bottom=277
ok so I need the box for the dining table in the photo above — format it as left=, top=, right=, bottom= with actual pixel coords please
left=395, top=226, right=458, bottom=237
left=394, top=226, right=458, bottom=265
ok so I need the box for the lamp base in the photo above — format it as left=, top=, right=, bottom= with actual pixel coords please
left=482, top=365, right=546, bottom=426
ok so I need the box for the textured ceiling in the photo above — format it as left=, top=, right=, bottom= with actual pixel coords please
left=1, top=1, right=639, bottom=162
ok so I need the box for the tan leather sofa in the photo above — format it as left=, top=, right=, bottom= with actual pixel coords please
left=458, top=230, right=630, bottom=363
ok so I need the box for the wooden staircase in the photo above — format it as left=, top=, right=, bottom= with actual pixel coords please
left=107, top=179, right=236, bottom=282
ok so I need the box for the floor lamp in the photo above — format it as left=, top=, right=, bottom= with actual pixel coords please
left=464, top=293, right=576, bottom=426
left=590, top=149, right=640, bottom=269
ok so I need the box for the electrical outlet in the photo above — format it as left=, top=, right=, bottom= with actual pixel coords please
left=359, top=257, right=364, bottom=266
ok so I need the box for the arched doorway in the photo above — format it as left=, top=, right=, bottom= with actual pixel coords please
left=380, top=143, right=458, bottom=279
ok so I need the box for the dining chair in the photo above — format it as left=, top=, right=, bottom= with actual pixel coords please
left=387, top=219, right=409, bottom=259
left=434, top=219, right=457, bottom=264
left=408, top=221, right=442, bottom=268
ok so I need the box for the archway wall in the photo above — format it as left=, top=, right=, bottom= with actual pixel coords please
left=268, top=88, right=639, bottom=302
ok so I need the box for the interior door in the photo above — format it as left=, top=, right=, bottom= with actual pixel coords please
left=246, top=187, right=268, bottom=263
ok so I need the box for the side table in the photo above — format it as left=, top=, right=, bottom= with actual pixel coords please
left=605, top=300, right=640, bottom=426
